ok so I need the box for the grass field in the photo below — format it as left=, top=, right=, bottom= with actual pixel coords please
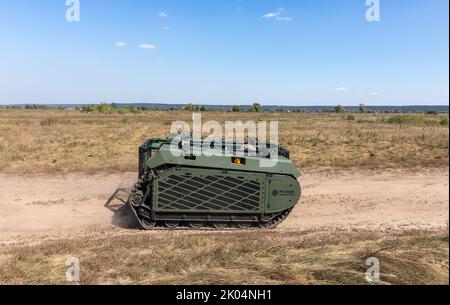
left=0, top=230, right=447, bottom=285
left=0, top=109, right=448, bottom=285
left=0, top=109, right=448, bottom=173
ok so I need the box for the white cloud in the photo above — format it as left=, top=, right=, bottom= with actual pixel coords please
left=138, top=43, right=156, bottom=49
left=369, top=91, right=380, bottom=96
left=263, top=8, right=292, bottom=22
left=336, top=87, right=347, bottom=92
left=115, top=42, right=126, bottom=48
left=159, top=12, right=168, bottom=18
left=263, top=12, right=279, bottom=18
left=162, top=26, right=170, bottom=30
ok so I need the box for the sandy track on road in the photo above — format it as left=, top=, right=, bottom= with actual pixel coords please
left=0, top=168, right=448, bottom=246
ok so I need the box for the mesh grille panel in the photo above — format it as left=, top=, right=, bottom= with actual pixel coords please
left=157, top=174, right=261, bottom=212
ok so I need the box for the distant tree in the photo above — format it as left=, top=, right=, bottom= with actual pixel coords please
left=98, top=102, right=114, bottom=113
left=200, top=106, right=207, bottom=112
left=25, top=104, right=39, bottom=110
left=359, top=103, right=367, bottom=113
left=82, top=105, right=96, bottom=113
left=184, top=103, right=194, bottom=112
left=335, top=105, right=345, bottom=113
left=232, top=105, right=242, bottom=112
left=249, top=103, right=262, bottom=113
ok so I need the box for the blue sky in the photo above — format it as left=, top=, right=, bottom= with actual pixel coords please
left=0, top=0, right=448, bottom=105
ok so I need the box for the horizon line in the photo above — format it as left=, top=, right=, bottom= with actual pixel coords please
left=1, top=103, right=449, bottom=107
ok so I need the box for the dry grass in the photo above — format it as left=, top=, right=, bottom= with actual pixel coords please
left=0, top=109, right=448, bottom=173
left=0, top=230, right=447, bottom=285
left=1, top=110, right=447, bottom=285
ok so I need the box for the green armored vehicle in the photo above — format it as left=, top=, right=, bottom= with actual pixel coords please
left=127, top=134, right=302, bottom=229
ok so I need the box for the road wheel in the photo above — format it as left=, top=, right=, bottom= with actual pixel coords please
left=164, top=221, right=180, bottom=229
left=237, top=222, right=252, bottom=229
left=213, top=222, right=228, bottom=229
left=189, top=222, right=204, bottom=229
left=141, top=218, right=157, bottom=229
left=130, top=190, right=144, bottom=207
left=259, top=221, right=274, bottom=229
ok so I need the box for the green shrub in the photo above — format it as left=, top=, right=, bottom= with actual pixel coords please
left=440, top=117, right=449, bottom=126
left=81, top=105, right=97, bottom=113
left=184, top=103, right=194, bottom=111
left=232, top=105, right=242, bottom=112
left=335, top=105, right=345, bottom=113
left=346, top=114, right=356, bottom=121
left=248, top=103, right=262, bottom=113
left=97, top=103, right=114, bottom=113
left=386, top=115, right=426, bottom=125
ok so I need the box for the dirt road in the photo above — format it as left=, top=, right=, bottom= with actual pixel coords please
left=0, top=168, right=448, bottom=246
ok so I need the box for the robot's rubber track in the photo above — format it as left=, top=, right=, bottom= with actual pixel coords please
left=128, top=202, right=293, bottom=231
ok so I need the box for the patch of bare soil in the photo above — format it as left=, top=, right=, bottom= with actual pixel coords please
left=0, top=168, right=448, bottom=246
left=280, top=167, right=449, bottom=232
